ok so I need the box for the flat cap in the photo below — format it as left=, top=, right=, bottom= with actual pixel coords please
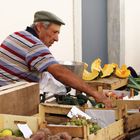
left=34, top=10, right=65, bottom=25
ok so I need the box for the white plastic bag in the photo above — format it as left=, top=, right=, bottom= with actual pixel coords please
left=39, top=72, right=66, bottom=94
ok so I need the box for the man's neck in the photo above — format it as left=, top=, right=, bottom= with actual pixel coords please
left=26, top=26, right=39, bottom=38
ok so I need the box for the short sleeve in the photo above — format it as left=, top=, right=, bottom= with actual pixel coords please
left=26, top=44, right=58, bottom=72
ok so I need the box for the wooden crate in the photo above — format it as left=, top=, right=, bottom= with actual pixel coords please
left=38, top=103, right=125, bottom=139
left=0, top=82, right=40, bottom=115
left=0, top=114, right=38, bottom=133
left=115, top=99, right=140, bottom=132
left=85, top=76, right=128, bottom=92
left=41, top=119, right=124, bottom=140
left=38, top=103, right=127, bottom=125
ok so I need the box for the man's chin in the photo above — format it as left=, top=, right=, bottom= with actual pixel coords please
left=45, top=44, right=51, bottom=47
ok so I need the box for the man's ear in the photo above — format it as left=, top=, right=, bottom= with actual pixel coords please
left=35, top=22, right=43, bottom=32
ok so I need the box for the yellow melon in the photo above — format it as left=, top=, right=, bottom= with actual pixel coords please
left=115, top=64, right=130, bottom=78
left=91, top=58, right=102, bottom=72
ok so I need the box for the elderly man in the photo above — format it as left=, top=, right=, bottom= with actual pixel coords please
left=0, top=10, right=112, bottom=107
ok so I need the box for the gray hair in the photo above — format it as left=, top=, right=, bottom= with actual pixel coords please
left=30, top=21, right=51, bottom=29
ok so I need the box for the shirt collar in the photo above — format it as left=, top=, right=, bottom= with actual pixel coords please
left=25, top=26, right=39, bottom=38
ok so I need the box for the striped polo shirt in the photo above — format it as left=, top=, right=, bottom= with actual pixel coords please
left=0, top=27, right=58, bottom=86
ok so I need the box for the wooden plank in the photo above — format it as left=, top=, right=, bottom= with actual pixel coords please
left=46, top=125, right=87, bottom=139
left=113, top=134, right=126, bottom=140
left=0, top=83, right=40, bottom=115
left=40, top=103, right=73, bottom=114
left=86, top=76, right=128, bottom=91
left=124, top=113, right=140, bottom=132
left=116, top=100, right=140, bottom=109
left=0, top=82, right=28, bottom=92
left=126, top=128, right=140, bottom=139
left=88, top=119, right=124, bottom=140
left=45, top=115, right=69, bottom=124
left=0, top=114, right=38, bottom=133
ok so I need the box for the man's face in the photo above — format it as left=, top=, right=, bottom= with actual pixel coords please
left=37, top=23, right=61, bottom=47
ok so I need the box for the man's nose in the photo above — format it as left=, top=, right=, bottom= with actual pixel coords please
left=54, top=35, right=59, bottom=42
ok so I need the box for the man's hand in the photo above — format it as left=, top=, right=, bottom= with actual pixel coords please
left=102, top=97, right=113, bottom=108
left=95, top=93, right=113, bottom=108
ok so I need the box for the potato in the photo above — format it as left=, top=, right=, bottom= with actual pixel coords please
left=0, top=136, right=14, bottom=140
left=72, top=138, right=82, bottom=140
left=30, top=131, right=45, bottom=140
left=56, top=132, right=71, bottom=140
left=47, top=135, right=60, bottom=140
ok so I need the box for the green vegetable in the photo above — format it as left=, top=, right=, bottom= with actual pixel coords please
left=134, top=77, right=140, bottom=84
left=13, top=129, right=23, bottom=137
left=127, top=83, right=140, bottom=90
left=128, top=76, right=140, bottom=90
left=95, top=103, right=105, bottom=108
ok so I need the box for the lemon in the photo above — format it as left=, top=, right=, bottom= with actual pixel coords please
left=1, top=129, right=13, bottom=136
left=0, top=133, right=3, bottom=137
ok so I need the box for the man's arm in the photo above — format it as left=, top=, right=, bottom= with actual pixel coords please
left=47, top=63, right=112, bottom=108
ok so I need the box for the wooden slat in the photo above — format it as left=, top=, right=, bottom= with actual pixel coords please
left=46, top=125, right=87, bottom=139
left=86, top=76, right=128, bottom=91
left=124, top=113, right=140, bottom=132
left=88, top=119, right=124, bottom=140
left=116, top=100, right=140, bottom=109
left=126, top=128, right=140, bottom=139
left=0, top=82, right=28, bottom=92
left=40, top=103, right=72, bottom=114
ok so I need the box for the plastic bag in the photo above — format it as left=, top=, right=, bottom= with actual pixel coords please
left=39, top=72, right=66, bottom=94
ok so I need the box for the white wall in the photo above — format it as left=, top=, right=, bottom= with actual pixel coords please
left=0, top=0, right=75, bottom=61
left=125, top=0, right=140, bottom=72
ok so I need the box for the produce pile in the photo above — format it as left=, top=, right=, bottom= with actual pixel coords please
left=82, top=58, right=131, bottom=81
left=126, top=67, right=140, bottom=95
left=0, top=129, right=23, bottom=138
left=64, top=116, right=101, bottom=134
left=0, top=128, right=82, bottom=140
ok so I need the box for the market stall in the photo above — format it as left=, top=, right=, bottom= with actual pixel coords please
left=0, top=59, right=140, bottom=140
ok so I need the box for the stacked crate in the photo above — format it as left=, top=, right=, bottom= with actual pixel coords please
left=38, top=103, right=125, bottom=140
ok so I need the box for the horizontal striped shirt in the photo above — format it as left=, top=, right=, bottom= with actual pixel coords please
left=0, top=27, right=58, bottom=86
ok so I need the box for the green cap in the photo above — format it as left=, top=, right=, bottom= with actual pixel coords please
left=34, top=10, right=65, bottom=25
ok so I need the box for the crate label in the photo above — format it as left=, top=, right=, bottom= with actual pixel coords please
left=17, top=123, right=33, bottom=138
left=67, top=106, right=91, bottom=119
